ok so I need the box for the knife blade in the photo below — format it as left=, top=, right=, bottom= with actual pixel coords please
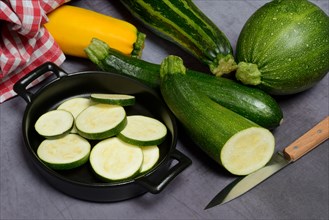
left=205, top=116, right=329, bottom=209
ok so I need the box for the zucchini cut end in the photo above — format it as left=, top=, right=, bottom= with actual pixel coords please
left=221, top=127, right=275, bottom=175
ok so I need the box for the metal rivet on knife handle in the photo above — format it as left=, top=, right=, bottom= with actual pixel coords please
left=283, top=116, right=329, bottom=162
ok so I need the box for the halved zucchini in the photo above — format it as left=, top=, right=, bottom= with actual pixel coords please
left=35, top=109, right=74, bottom=138
left=37, top=134, right=91, bottom=170
left=75, top=103, right=127, bottom=140
left=90, top=93, right=135, bottom=106
left=118, top=115, right=167, bottom=146
left=160, top=55, right=275, bottom=175
left=90, top=137, right=143, bottom=181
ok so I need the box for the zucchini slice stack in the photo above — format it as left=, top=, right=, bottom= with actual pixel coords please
left=34, top=94, right=167, bottom=181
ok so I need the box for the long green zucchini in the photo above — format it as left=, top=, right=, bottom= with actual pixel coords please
left=86, top=38, right=283, bottom=129
left=119, top=0, right=237, bottom=76
left=159, top=55, right=275, bottom=175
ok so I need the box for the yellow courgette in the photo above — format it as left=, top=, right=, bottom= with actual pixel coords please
left=44, top=5, right=145, bottom=58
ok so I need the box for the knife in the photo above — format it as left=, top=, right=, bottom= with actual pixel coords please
left=205, top=116, right=329, bottom=209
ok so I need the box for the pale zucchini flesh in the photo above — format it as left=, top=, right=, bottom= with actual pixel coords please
left=90, top=93, right=135, bottom=106
left=76, top=103, right=127, bottom=140
left=37, top=134, right=91, bottom=170
left=90, top=137, right=143, bottom=181
left=57, top=97, right=92, bottom=133
left=140, top=145, right=160, bottom=173
left=57, top=97, right=92, bottom=118
left=118, top=115, right=167, bottom=146
left=221, top=127, right=275, bottom=175
left=35, top=109, right=74, bottom=138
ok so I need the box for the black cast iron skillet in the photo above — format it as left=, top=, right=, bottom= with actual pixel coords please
left=14, top=62, right=191, bottom=202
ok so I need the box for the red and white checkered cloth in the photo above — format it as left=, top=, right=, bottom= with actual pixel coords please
left=0, top=0, right=70, bottom=103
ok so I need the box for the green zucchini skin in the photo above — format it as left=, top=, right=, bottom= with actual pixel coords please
left=159, top=55, right=260, bottom=165
left=85, top=39, right=283, bottom=129
left=236, top=0, right=329, bottom=95
left=119, top=0, right=237, bottom=76
left=187, top=70, right=283, bottom=129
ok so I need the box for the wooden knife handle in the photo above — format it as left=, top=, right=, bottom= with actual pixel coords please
left=283, top=116, right=329, bottom=162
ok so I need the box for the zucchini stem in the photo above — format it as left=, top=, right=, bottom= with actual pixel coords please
left=84, top=38, right=110, bottom=67
left=131, top=31, right=146, bottom=58
left=236, top=62, right=262, bottom=85
left=210, top=54, right=238, bottom=77
left=160, top=55, right=186, bottom=78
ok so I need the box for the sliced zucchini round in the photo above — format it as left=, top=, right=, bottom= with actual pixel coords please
left=90, top=93, right=135, bottom=106
left=220, top=127, right=275, bottom=175
left=57, top=97, right=92, bottom=133
left=140, top=145, right=160, bottom=173
left=90, top=137, right=143, bottom=181
left=35, top=109, right=74, bottom=138
left=118, top=115, right=167, bottom=146
left=75, top=103, right=127, bottom=140
left=37, top=134, right=91, bottom=170
left=57, top=97, right=91, bottom=118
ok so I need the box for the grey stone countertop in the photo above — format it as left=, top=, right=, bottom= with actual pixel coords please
left=1, top=1, right=328, bottom=219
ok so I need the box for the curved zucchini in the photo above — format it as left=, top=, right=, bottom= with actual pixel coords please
left=119, top=0, right=237, bottom=76
left=159, top=55, right=275, bottom=175
left=86, top=38, right=283, bottom=129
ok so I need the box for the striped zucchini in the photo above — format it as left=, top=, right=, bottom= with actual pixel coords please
left=119, top=0, right=237, bottom=76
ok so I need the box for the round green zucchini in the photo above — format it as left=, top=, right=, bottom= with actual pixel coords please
left=235, top=0, right=329, bottom=95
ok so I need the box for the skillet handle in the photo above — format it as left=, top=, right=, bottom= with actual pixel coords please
left=13, top=62, right=67, bottom=103
left=136, top=149, right=192, bottom=194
